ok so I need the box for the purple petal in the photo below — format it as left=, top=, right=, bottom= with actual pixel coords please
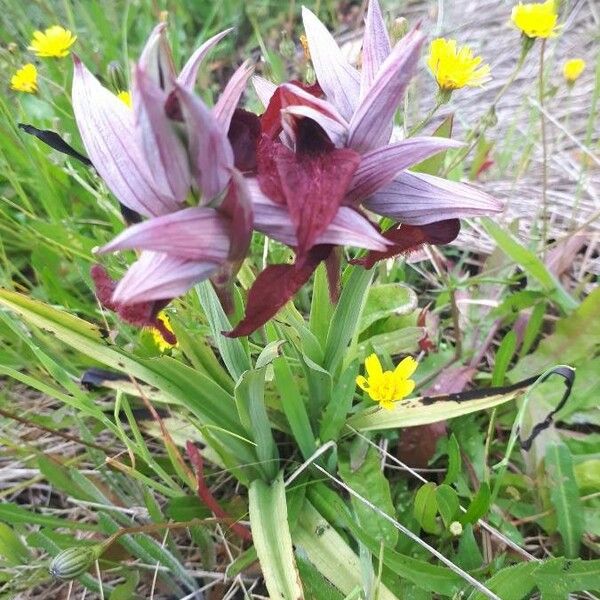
left=112, top=251, right=220, bottom=304
left=364, top=170, right=504, bottom=225
left=248, top=179, right=389, bottom=251
left=301, top=6, right=360, bottom=120
left=98, top=206, right=231, bottom=261
left=347, top=137, right=462, bottom=202
left=177, top=29, right=233, bottom=90
left=138, top=23, right=177, bottom=92
left=174, top=83, right=234, bottom=201
left=213, top=60, right=254, bottom=132
left=360, top=0, right=391, bottom=97
left=133, top=65, right=190, bottom=202
left=282, top=105, right=348, bottom=147
left=252, top=75, right=277, bottom=108
left=348, top=28, right=424, bottom=153
left=72, top=57, right=177, bottom=217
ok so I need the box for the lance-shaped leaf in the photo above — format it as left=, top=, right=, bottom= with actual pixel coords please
left=348, top=28, right=425, bottom=152
left=252, top=75, right=277, bottom=108
left=133, top=65, right=191, bottom=202
left=72, top=57, right=177, bottom=217
left=177, top=28, right=233, bottom=90
left=347, top=137, right=462, bottom=202
left=364, top=170, right=504, bottom=225
left=112, top=251, right=221, bottom=305
left=360, top=0, right=391, bottom=96
left=175, top=83, right=234, bottom=201
left=301, top=6, right=360, bottom=120
left=138, top=23, right=176, bottom=92
left=249, top=180, right=390, bottom=250
left=98, top=206, right=231, bottom=261
left=213, top=60, right=255, bottom=133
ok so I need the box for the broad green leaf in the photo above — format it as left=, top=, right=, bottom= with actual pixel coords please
left=338, top=446, right=398, bottom=547
left=249, top=474, right=304, bottom=600
left=413, top=482, right=439, bottom=534
left=467, top=562, right=537, bottom=600
left=324, top=266, right=373, bottom=373
left=533, top=558, right=600, bottom=596
left=0, top=503, right=99, bottom=531
left=413, top=115, right=454, bottom=175
left=482, top=218, right=577, bottom=313
left=519, top=301, right=546, bottom=358
left=297, top=555, right=345, bottom=600
left=460, top=483, right=490, bottom=526
left=196, top=281, right=251, bottom=380
left=492, top=330, right=516, bottom=386
left=456, top=525, right=483, bottom=571
left=320, top=361, right=359, bottom=442
left=545, top=443, right=583, bottom=557
left=443, top=434, right=462, bottom=485
left=356, top=327, right=423, bottom=361
left=358, top=283, right=417, bottom=333
left=436, top=484, right=460, bottom=528
left=310, top=263, right=335, bottom=349
left=294, top=502, right=397, bottom=600
left=109, top=571, right=140, bottom=600
left=0, top=522, right=30, bottom=565
left=347, top=387, right=527, bottom=431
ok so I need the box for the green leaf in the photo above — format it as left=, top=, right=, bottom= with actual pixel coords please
left=338, top=446, right=398, bottom=547
left=347, top=387, right=526, bottom=431
left=482, top=218, right=577, bottom=313
left=297, top=555, right=345, bottom=600
left=109, top=571, right=140, bottom=600
left=37, top=455, right=85, bottom=498
left=533, top=558, right=600, bottom=596
left=413, top=115, right=454, bottom=175
left=320, top=361, right=359, bottom=442
left=358, top=283, right=417, bottom=333
left=0, top=503, right=99, bottom=531
left=460, top=483, right=490, bottom=526
left=443, top=434, right=461, bottom=485
left=545, top=443, right=583, bottom=558
left=436, top=484, right=460, bottom=527
left=456, top=525, right=483, bottom=571
left=519, top=301, right=546, bottom=358
left=467, top=562, right=537, bottom=600
left=309, top=263, right=335, bottom=349
left=413, top=482, right=439, bottom=534
left=491, top=330, right=517, bottom=386
left=356, top=327, right=423, bottom=361
left=249, top=474, right=304, bottom=600
left=0, top=522, right=30, bottom=565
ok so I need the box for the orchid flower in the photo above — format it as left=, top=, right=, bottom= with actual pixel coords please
left=227, top=1, right=503, bottom=336
left=73, top=25, right=254, bottom=338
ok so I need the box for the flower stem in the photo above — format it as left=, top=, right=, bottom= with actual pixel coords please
left=408, top=99, right=443, bottom=137
left=539, top=39, right=549, bottom=259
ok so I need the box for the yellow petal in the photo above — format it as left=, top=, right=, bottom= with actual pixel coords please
left=394, top=356, right=418, bottom=380
left=379, top=399, right=396, bottom=411
left=364, top=353, right=383, bottom=379
left=394, top=378, right=416, bottom=400
left=356, top=375, right=370, bottom=392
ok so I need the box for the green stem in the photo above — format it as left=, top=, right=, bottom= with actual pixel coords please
left=539, top=39, right=549, bottom=259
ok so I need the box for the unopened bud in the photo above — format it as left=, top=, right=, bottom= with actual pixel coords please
left=390, top=18, right=408, bottom=44
left=279, top=33, right=295, bottom=60
left=449, top=521, right=463, bottom=536
left=106, top=61, right=126, bottom=95
left=49, top=545, right=102, bottom=580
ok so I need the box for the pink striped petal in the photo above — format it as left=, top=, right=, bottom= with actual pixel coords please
left=175, top=83, right=234, bottom=201
left=282, top=105, right=348, bottom=147
left=360, top=0, right=391, bottom=97
left=112, top=251, right=220, bottom=304
left=138, top=23, right=176, bottom=91
left=177, top=28, right=233, bottom=90
left=348, top=28, right=424, bottom=152
left=364, top=170, right=504, bottom=225
left=133, top=65, right=190, bottom=202
left=248, top=179, right=389, bottom=251
left=72, top=56, right=177, bottom=217
left=98, top=206, right=231, bottom=261
left=213, top=60, right=255, bottom=132
left=301, top=6, right=360, bottom=120
left=347, top=137, right=462, bottom=202
left=252, top=75, right=277, bottom=108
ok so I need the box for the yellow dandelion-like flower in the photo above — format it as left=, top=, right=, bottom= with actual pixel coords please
left=511, top=1, right=559, bottom=39
left=563, top=58, right=585, bottom=83
left=427, top=38, right=491, bottom=92
left=10, top=63, right=38, bottom=93
left=150, top=312, right=178, bottom=352
left=116, top=90, right=132, bottom=107
left=28, top=26, right=77, bottom=58
left=356, top=353, right=417, bottom=410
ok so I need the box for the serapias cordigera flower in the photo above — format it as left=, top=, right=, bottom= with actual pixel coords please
left=511, top=1, right=560, bottom=39
left=226, top=0, right=502, bottom=337
left=357, top=353, right=417, bottom=410
left=29, top=25, right=77, bottom=58
left=427, top=38, right=490, bottom=91
left=11, top=63, right=38, bottom=93
left=563, top=58, right=585, bottom=84
left=74, top=24, right=255, bottom=341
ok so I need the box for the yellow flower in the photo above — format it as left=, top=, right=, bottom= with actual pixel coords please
left=10, top=63, right=38, bottom=93
left=28, top=26, right=77, bottom=58
left=150, top=312, right=178, bottom=352
left=563, top=58, right=585, bottom=83
left=511, top=1, right=559, bottom=39
left=117, top=90, right=132, bottom=107
left=427, top=38, right=490, bottom=92
left=356, top=354, right=417, bottom=410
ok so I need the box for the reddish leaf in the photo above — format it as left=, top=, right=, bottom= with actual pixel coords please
left=352, top=219, right=460, bottom=269
left=226, top=245, right=332, bottom=337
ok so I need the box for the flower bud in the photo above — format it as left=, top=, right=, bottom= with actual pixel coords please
left=49, top=545, right=102, bottom=580
left=449, top=521, right=463, bottom=536
left=390, top=17, right=408, bottom=44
